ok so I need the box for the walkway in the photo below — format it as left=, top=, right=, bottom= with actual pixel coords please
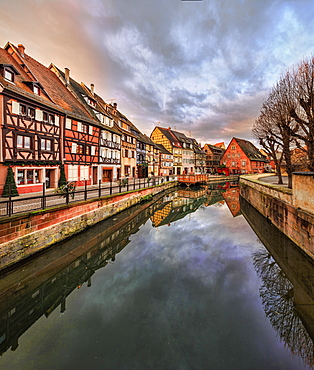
left=257, top=175, right=289, bottom=187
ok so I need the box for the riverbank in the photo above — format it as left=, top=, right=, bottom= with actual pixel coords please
left=239, top=173, right=314, bottom=259
left=0, top=181, right=176, bottom=271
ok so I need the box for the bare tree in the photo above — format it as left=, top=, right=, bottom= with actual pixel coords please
left=254, top=75, right=298, bottom=188
left=253, top=110, right=284, bottom=184
left=288, top=57, right=314, bottom=171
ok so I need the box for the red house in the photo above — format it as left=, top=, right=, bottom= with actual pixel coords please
left=221, top=137, right=268, bottom=174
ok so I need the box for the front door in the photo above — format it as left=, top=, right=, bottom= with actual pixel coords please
left=45, top=169, right=51, bottom=188
left=102, top=169, right=112, bottom=182
left=93, top=167, right=98, bottom=185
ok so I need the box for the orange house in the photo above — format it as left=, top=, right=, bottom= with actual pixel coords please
left=221, top=137, right=268, bottom=174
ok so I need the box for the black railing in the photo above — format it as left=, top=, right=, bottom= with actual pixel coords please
left=0, top=176, right=177, bottom=218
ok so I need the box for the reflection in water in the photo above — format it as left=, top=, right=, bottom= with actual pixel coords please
left=0, top=182, right=312, bottom=369
left=241, top=197, right=314, bottom=369
left=0, top=184, right=231, bottom=356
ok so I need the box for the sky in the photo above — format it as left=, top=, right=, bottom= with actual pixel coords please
left=1, top=0, right=314, bottom=146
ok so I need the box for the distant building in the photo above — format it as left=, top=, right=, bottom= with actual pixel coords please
left=221, top=137, right=268, bottom=174
left=150, top=127, right=183, bottom=175
left=203, top=144, right=225, bottom=173
left=154, top=143, right=173, bottom=176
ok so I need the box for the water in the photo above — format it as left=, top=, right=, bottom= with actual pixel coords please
left=0, top=183, right=313, bottom=370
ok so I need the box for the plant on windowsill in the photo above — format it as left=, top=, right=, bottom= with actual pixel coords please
left=2, top=166, right=19, bottom=197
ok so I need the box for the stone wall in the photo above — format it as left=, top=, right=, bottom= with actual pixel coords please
left=293, top=172, right=314, bottom=214
left=0, top=182, right=175, bottom=271
left=240, top=175, right=314, bottom=259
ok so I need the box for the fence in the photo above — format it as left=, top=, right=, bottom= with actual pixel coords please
left=0, top=176, right=177, bottom=218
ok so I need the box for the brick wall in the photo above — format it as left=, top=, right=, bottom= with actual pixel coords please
left=0, top=182, right=175, bottom=270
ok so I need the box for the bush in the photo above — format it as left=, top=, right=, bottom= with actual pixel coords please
left=2, top=167, right=19, bottom=197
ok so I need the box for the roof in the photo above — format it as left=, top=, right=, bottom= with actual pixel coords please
left=233, top=137, right=268, bottom=162
left=2, top=43, right=96, bottom=124
left=214, top=142, right=226, bottom=149
left=154, top=143, right=172, bottom=155
left=203, top=143, right=225, bottom=154
left=154, top=127, right=182, bottom=148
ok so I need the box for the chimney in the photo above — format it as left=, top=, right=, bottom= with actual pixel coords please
left=17, top=44, right=25, bottom=57
left=113, top=102, right=117, bottom=109
left=64, top=68, right=70, bottom=86
left=90, top=83, right=94, bottom=95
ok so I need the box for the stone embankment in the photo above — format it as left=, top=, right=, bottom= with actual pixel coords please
left=240, top=172, right=314, bottom=259
left=0, top=182, right=176, bottom=271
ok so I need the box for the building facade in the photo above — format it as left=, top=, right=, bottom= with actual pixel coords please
left=221, top=137, right=268, bottom=174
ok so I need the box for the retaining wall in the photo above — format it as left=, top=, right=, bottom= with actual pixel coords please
left=240, top=174, right=314, bottom=259
left=0, top=182, right=175, bottom=271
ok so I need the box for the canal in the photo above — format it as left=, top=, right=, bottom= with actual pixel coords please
left=0, top=182, right=313, bottom=370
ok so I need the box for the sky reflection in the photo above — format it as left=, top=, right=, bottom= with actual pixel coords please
left=0, top=193, right=310, bottom=370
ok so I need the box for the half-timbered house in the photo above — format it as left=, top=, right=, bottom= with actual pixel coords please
left=150, top=126, right=183, bottom=175
left=107, top=103, right=137, bottom=179
left=0, top=43, right=64, bottom=193
left=155, top=144, right=173, bottom=176
left=50, top=65, right=122, bottom=183
left=203, top=143, right=225, bottom=174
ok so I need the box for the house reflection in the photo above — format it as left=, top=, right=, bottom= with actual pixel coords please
left=0, top=192, right=165, bottom=355
left=241, top=197, right=314, bottom=369
left=0, top=183, right=240, bottom=356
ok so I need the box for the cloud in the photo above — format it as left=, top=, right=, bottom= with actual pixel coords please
left=1, top=0, right=314, bottom=144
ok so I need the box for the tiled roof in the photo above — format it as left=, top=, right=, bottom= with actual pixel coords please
left=156, top=127, right=182, bottom=148
left=234, top=137, right=268, bottom=162
left=154, top=143, right=172, bottom=155
left=3, top=43, right=96, bottom=123
left=204, top=143, right=225, bottom=154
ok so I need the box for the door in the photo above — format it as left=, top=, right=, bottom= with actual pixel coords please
left=93, top=167, right=98, bottom=185
left=45, top=169, right=51, bottom=188
left=102, top=169, right=112, bottom=182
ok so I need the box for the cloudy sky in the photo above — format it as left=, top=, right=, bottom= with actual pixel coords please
left=1, top=0, right=314, bottom=145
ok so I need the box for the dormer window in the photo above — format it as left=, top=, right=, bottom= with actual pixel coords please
left=83, top=95, right=96, bottom=107
left=0, top=64, right=20, bottom=83
left=4, top=69, right=14, bottom=82
left=33, top=85, right=40, bottom=95
left=23, top=81, right=44, bottom=96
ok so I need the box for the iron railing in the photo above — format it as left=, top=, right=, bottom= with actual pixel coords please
left=0, top=176, right=177, bottom=218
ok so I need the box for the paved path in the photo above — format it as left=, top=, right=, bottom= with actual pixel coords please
left=257, top=175, right=289, bottom=187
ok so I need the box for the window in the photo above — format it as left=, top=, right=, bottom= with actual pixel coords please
left=20, top=104, right=27, bottom=116
left=85, top=146, right=91, bottom=155
left=33, top=85, right=40, bottom=95
left=17, top=135, right=31, bottom=149
left=68, top=165, right=78, bottom=181
left=241, top=161, right=246, bottom=167
left=231, top=145, right=236, bottom=150
left=65, top=118, right=72, bottom=129
left=80, top=166, right=89, bottom=180
left=82, top=123, right=88, bottom=133
left=28, top=107, right=35, bottom=119
left=43, top=112, right=48, bottom=122
left=17, top=169, right=40, bottom=185
left=48, top=114, right=55, bottom=124
left=4, top=69, right=14, bottom=82
left=41, top=138, right=52, bottom=151
left=102, top=148, right=108, bottom=158
left=35, top=109, right=43, bottom=121
left=77, top=145, right=84, bottom=154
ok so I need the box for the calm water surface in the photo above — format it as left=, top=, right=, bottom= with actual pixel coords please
left=0, top=184, right=313, bottom=370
